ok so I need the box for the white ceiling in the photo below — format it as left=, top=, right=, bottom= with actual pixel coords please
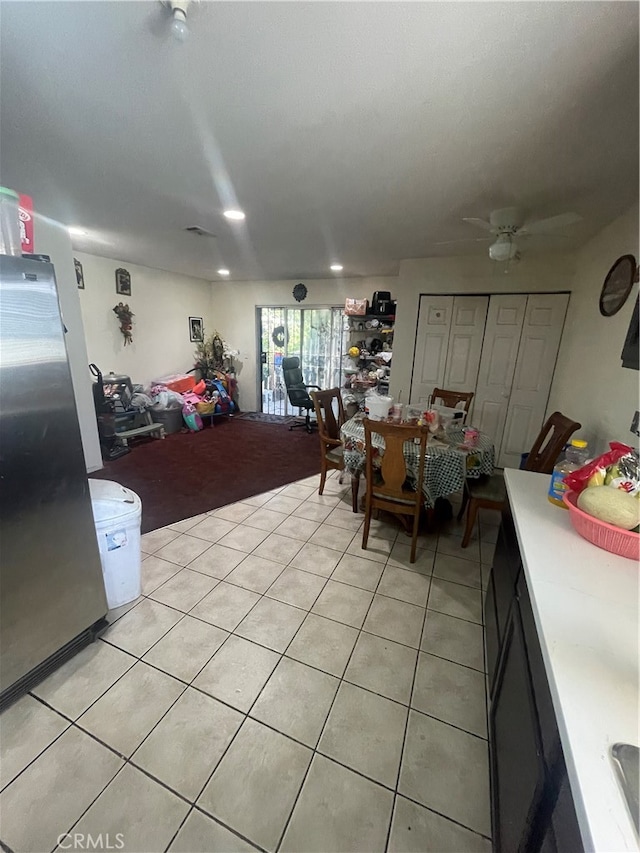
left=1, top=1, right=638, bottom=281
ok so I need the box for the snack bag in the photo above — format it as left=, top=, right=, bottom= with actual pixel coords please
left=563, top=442, right=635, bottom=494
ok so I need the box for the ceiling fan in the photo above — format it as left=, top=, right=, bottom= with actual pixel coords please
left=437, top=207, right=583, bottom=262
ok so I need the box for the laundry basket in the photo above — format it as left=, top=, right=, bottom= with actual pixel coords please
left=88, top=479, right=142, bottom=608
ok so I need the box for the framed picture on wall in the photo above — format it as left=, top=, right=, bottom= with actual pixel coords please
left=115, top=268, right=131, bottom=296
left=74, top=258, right=85, bottom=289
left=189, top=317, right=204, bottom=342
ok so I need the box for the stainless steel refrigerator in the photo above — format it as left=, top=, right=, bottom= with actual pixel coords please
left=0, top=255, right=108, bottom=709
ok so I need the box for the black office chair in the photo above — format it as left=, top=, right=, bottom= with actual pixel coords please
left=282, top=356, right=320, bottom=432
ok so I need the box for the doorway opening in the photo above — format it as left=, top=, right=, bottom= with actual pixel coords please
left=258, top=306, right=345, bottom=415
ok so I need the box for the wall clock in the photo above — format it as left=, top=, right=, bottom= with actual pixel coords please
left=599, top=254, right=637, bottom=317
left=293, top=282, right=307, bottom=302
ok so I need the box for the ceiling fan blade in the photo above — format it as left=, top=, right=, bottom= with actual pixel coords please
left=434, top=237, right=492, bottom=246
left=520, top=212, right=582, bottom=235
left=462, top=217, right=493, bottom=231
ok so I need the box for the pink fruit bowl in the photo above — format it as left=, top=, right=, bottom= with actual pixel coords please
left=563, top=491, right=640, bottom=561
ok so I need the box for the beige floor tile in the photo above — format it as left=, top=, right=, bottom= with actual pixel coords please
left=105, top=595, right=143, bottom=625
left=217, top=524, right=271, bottom=554
left=266, top=567, right=327, bottom=609
left=141, top=554, right=183, bottom=594
left=251, top=657, right=339, bottom=747
left=388, top=541, right=435, bottom=573
left=169, top=808, right=258, bottom=852
left=168, top=513, right=208, bottom=533
left=389, top=794, right=491, bottom=852
left=143, top=615, right=228, bottom=682
left=141, top=527, right=180, bottom=554
left=433, top=552, right=482, bottom=589
left=242, top=490, right=280, bottom=508
left=72, top=764, right=189, bottom=853
left=225, top=554, right=286, bottom=594
left=289, top=542, right=342, bottom=577
left=280, top=754, right=393, bottom=853
left=253, top=532, right=304, bottom=564
left=262, top=494, right=303, bottom=515
left=363, top=515, right=402, bottom=542
left=305, top=491, right=341, bottom=508
left=311, top=580, right=373, bottom=629
left=273, top=515, right=320, bottom=542
left=0, top=695, right=69, bottom=791
left=324, top=506, right=364, bottom=532
left=132, top=688, right=243, bottom=801
left=286, top=613, right=358, bottom=677
left=480, top=540, right=496, bottom=566
left=293, top=501, right=333, bottom=523
left=199, top=718, right=312, bottom=851
left=481, top=563, right=491, bottom=590
left=428, top=577, right=483, bottom=625
left=377, top=565, right=431, bottom=607
left=155, top=533, right=213, bottom=567
left=235, top=597, right=306, bottom=653
left=187, top=543, right=247, bottom=579
left=279, top=482, right=316, bottom=501
left=149, top=568, right=218, bottom=612
left=479, top=508, right=502, bottom=526
left=319, top=682, right=407, bottom=787
left=243, top=507, right=289, bottom=532
left=438, top=533, right=482, bottom=563
left=421, top=610, right=485, bottom=672
left=103, top=597, right=183, bottom=656
left=308, top=524, right=356, bottom=552
left=363, top=595, right=425, bottom=648
left=190, top=582, right=260, bottom=631
left=344, top=632, right=418, bottom=705
left=193, top=635, right=279, bottom=712
left=331, top=553, right=384, bottom=591
left=399, top=710, right=491, bottom=837
left=212, top=501, right=258, bottom=523
left=347, top=533, right=393, bottom=563
left=480, top=522, right=499, bottom=544
left=188, top=516, right=238, bottom=544
left=32, top=640, right=135, bottom=720
left=0, top=727, right=123, bottom=853
left=78, top=661, right=184, bottom=756
left=412, top=652, right=487, bottom=737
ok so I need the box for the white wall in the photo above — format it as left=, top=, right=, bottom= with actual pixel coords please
left=33, top=214, right=103, bottom=472
left=76, top=253, right=214, bottom=387
left=211, top=276, right=397, bottom=411
left=548, top=204, right=639, bottom=453
left=391, top=253, right=577, bottom=404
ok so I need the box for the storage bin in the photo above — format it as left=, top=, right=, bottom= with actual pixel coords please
left=151, top=406, right=183, bottom=434
left=152, top=373, right=195, bottom=394
left=88, top=479, right=142, bottom=608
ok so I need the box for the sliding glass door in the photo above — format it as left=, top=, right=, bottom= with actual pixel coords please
left=258, top=306, right=345, bottom=415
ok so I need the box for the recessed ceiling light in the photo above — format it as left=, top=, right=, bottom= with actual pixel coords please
left=217, top=268, right=230, bottom=276
left=223, top=209, right=245, bottom=221
left=330, top=264, right=343, bottom=272
left=68, top=226, right=88, bottom=236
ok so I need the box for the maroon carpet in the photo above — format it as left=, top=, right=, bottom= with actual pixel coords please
left=92, top=419, right=321, bottom=533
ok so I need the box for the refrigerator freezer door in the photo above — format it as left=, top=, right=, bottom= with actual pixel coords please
left=0, top=256, right=107, bottom=694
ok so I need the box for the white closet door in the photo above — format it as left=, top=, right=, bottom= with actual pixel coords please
left=498, top=293, right=570, bottom=469
left=442, top=296, right=489, bottom=411
left=473, top=295, right=528, bottom=461
left=410, top=296, right=453, bottom=406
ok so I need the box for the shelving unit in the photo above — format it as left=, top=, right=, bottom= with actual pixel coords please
left=342, top=313, right=395, bottom=406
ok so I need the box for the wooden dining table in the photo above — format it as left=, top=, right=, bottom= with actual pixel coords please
left=340, top=413, right=495, bottom=511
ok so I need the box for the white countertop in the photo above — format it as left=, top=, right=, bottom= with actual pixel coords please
left=504, top=469, right=639, bottom=853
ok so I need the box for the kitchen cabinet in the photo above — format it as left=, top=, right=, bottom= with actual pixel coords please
left=487, top=502, right=583, bottom=853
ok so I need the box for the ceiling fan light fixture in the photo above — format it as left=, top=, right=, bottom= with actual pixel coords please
left=162, top=0, right=191, bottom=41
left=489, top=234, right=518, bottom=262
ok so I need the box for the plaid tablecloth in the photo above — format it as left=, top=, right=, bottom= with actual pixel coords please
left=340, top=415, right=495, bottom=507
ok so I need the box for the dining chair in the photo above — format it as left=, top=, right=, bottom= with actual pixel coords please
left=457, top=411, right=582, bottom=547
left=310, top=388, right=346, bottom=497
left=431, top=387, right=474, bottom=415
left=362, top=418, right=429, bottom=563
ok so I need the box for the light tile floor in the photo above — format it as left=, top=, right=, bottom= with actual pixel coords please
left=0, top=472, right=500, bottom=853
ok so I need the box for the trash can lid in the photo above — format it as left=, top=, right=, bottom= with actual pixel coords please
left=88, top=479, right=141, bottom=524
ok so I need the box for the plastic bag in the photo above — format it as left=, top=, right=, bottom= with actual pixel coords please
left=563, top=442, right=635, bottom=494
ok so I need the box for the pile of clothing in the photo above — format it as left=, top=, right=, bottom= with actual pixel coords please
left=150, top=375, right=236, bottom=432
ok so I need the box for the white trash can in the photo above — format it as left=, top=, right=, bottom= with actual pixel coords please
left=89, top=479, right=142, bottom=609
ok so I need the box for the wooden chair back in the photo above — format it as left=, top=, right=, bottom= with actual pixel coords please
left=432, top=387, right=474, bottom=414
left=523, top=411, right=582, bottom=475
left=311, top=388, right=345, bottom=449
